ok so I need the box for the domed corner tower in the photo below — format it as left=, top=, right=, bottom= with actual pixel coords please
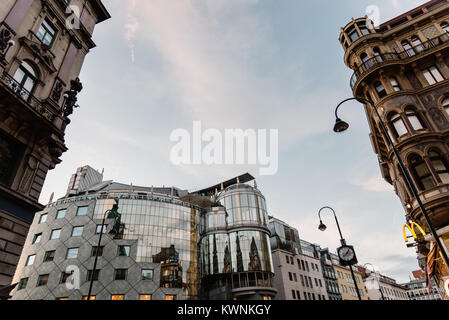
left=339, top=0, right=449, bottom=298
left=199, top=178, right=277, bottom=300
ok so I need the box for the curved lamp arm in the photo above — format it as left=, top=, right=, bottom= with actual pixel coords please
left=318, top=206, right=345, bottom=243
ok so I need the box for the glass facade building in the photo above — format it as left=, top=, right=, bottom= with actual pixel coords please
left=10, top=167, right=276, bottom=300
left=199, top=184, right=276, bottom=300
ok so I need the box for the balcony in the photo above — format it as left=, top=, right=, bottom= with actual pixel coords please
left=350, top=33, right=449, bottom=90
left=0, top=71, right=58, bottom=123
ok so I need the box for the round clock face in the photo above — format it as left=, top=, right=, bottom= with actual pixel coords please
left=339, top=246, right=355, bottom=261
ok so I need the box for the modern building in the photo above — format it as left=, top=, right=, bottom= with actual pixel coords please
left=401, top=270, right=442, bottom=300
left=10, top=166, right=276, bottom=300
left=339, top=0, right=449, bottom=297
left=358, top=266, right=409, bottom=300
left=269, top=218, right=328, bottom=300
left=0, top=0, right=110, bottom=294
left=332, top=259, right=368, bottom=300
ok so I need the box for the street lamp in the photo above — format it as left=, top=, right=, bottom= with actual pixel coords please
left=318, top=206, right=362, bottom=300
left=86, top=200, right=120, bottom=300
left=333, top=97, right=449, bottom=270
left=363, top=263, right=385, bottom=300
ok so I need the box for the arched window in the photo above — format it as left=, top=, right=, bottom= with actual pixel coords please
left=389, top=112, right=408, bottom=137
left=375, top=81, right=387, bottom=98
left=442, top=97, right=449, bottom=115
left=402, top=40, right=415, bottom=57
left=429, top=149, right=449, bottom=184
left=441, top=22, right=449, bottom=35
left=411, top=36, right=424, bottom=52
left=373, top=47, right=383, bottom=62
left=361, top=53, right=372, bottom=69
left=405, top=107, right=424, bottom=131
left=12, top=61, right=38, bottom=100
left=410, top=155, right=436, bottom=191
left=390, top=77, right=401, bottom=92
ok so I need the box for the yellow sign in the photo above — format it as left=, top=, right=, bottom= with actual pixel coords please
left=403, top=221, right=426, bottom=243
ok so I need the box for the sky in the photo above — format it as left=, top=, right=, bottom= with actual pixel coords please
left=40, top=0, right=429, bottom=283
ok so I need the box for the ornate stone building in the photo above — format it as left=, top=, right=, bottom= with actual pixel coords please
left=339, top=0, right=449, bottom=298
left=0, top=0, right=110, bottom=293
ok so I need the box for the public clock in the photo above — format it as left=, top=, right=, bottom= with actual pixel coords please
left=337, top=245, right=358, bottom=266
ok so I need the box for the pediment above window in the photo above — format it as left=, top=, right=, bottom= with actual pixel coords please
left=18, top=37, right=57, bottom=74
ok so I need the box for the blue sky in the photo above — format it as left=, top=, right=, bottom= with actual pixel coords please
left=41, top=0, right=428, bottom=282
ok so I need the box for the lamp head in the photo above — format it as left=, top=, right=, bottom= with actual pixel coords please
left=318, top=221, right=327, bottom=232
left=7, top=40, right=15, bottom=47
left=334, top=118, right=349, bottom=133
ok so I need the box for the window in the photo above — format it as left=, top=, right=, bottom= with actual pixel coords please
left=43, top=251, right=55, bottom=262
left=37, top=274, right=49, bottom=287
left=429, top=150, right=449, bottom=184
left=71, top=226, right=83, bottom=237
left=142, top=269, right=153, bottom=280
left=410, top=155, right=436, bottom=191
left=411, top=36, right=424, bottom=52
left=375, top=81, right=387, bottom=98
left=87, top=270, right=100, bottom=281
left=361, top=53, right=372, bottom=69
left=441, top=22, right=449, bottom=35
left=390, top=77, right=401, bottom=91
left=405, top=108, right=424, bottom=131
left=83, top=296, right=96, bottom=300
left=91, top=246, right=104, bottom=257
left=111, top=295, right=125, bottom=300
left=423, top=66, right=444, bottom=85
left=38, top=214, right=48, bottom=224
left=118, top=245, right=131, bottom=257
left=13, top=61, right=38, bottom=97
left=56, top=209, right=66, bottom=219
left=56, top=297, right=69, bottom=301
left=292, top=290, right=296, bottom=300
left=165, top=295, right=176, bottom=300
left=288, top=272, right=293, bottom=281
left=76, top=206, right=88, bottom=216
left=442, top=97, right=449, bottom=115
left=32, top=233, right=42, bottom=244
left=36, top=19, right=56, bottom=46
left=96, top=224, right=107, bottom=234
left=60, top=271, right=74, bottom=284
left=139, top=294, right=152, bottom=300
left=390, top=113, right=408, bottom=137
left=25, top=254, right=35, bottom=266
left=293, top=273, right=297, bottom=282
left=66, top=248, right=79, bottom=259
left=17, top=278, right=28, bottom=290
left=114, top=269, right=127, bottom=280
left=402, top=40, right=415, bottom=57
left=50, top=229, right=61, bottom=240
left=359, top=25, right=370, bottom=36
left=373, top=47, right=383, bottom=62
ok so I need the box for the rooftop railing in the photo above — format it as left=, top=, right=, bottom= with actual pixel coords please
left=350, top=33, right=449, bottom=90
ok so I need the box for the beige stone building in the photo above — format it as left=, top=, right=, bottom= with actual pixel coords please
left=339, top=0, right=449, bottom=298
left=333, top=263, right=368, bottom=300
left=0, top=0, right=110, bottom=295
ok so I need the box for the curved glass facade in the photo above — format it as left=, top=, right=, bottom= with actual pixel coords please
left=200, top=184, right=275, bottom=299
left=217, top=184, right=269, bottom=227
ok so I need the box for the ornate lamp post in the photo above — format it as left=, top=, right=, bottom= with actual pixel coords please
left=333, top=97, right=449, bottom=270
left=318, top=206, right=362, bottom=300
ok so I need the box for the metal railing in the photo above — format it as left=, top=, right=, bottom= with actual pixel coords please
left=0, top=71, right=58, bottom=123
left=350, top=33, right=449, bottom=90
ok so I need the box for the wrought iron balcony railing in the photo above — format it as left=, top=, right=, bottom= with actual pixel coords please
left=350, top=33, right=449, bottom=90
left=0, top=71, right=58, bottom=123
